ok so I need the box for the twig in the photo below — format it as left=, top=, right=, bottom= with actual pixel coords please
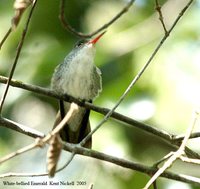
left=0, top=75, right=172, bottom=141
left=79, top=0, right=195, bottom=148
left=46, top=103, right=78, bottom=177
left=0, top=138, right=43, bottom=165
left=62, top=142, right=200, bottom=185
left=56, top=152, right=75, bottom=172
left=0, top=172, right=48, bottom=178
left=59, top=0, right=135, bottom=38
left=1, top=140, right=200, bottom=185
left=153, top=152, right=174, bottom=168
left=0, top=79, right=199, bottom=160
left=1, top=113, right=199, bottom=160
left=0, top=125, right=200, bottom=185
left=180, top=156, right=200, bottom=165
left=51, top=103, right=79, bottom=136
left=0, top=153, right=75, bottom=178
left=155, top=0, right=168, bottom=35
left=0, top=104, right=78, bottom=175
left=144, top=108, right=199, bottom=189
left=0, top=0, right=38, bottom=113
left=172, top=132, right=200, bottom=141
left=0, top=116, right=45, bottom=138
left=167, top=0, right=193, bottom=34
left=0, top=76, right=200, bottom=159
left=1, top=75, right=200, bottom=144
left=1, top=74, right=199, bottom=143
left=0, top=27, right=12, bottom=50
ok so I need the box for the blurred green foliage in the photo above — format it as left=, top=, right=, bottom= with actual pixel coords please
left=0, top=0, right=200, bottom=188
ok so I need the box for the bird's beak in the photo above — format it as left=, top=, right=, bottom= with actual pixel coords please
left=88, top=31, right=106, bottom=45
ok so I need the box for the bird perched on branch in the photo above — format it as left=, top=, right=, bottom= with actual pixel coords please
left=51, top=32, right=105, bottom=148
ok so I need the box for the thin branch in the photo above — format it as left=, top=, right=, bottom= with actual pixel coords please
left=46, top=103, right=79, bottom=177
left=180, top=156, right=200, bottom=165
left=172, top=132, right=200, bottom=141
left=56, top=152, right=75, bottom=172
left=62, top=142, right=200, bottom=185
left=0, top=154, right=75, bottom=178
left=153, top=152, right=174, bottom=168
left=178, top=110, right=199, bottom=151
left=79, top=0, right=195, bottom=148
left=144, top=108, right=199, bottom=189
left=0, top=139, right=42, bottom=165
left=0, top=0, right=38, bottom=113
left=0, top=172, right=48, bottom=178
left=1, top=139, right=200, bottom=185
left=1, top=75, right=200, bottom=143
left=51, top=103, right=79, bottom=136
left=1, top=113, right=200, bottom=161
left=0, top=103, right=78, bottom=162
left=0, top=27, right=12, bottom=50
left=0, top=104, right=78, bottom=177
left=0, top=75, right=172, bottom=141
left=0, top=118, right=199, bottom=185
left=0, top=116, right=45, bottom=138
left=0, top=144, right=75, bottom=178
left=1, top=77, right=200, bottom=159
left=167, top=0, right=193, bottom=34
left=59, top=0, right=135, bottom=38
left=184, top=146, right=200, bottom=159
left=155, top=0, right=168, bottom=35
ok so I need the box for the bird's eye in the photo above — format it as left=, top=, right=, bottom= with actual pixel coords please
left=76, top=41, right=84, bottom=47
left=74, top=39, right=88, bottom=48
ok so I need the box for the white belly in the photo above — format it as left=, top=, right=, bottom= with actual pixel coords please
left=51, top=49, right=101, bottom=100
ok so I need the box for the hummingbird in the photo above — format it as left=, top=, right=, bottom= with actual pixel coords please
left=51, top=32, right=105, bottom=148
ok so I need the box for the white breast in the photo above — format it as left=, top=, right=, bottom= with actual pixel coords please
left=51, top=43, right=101, bottom=101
